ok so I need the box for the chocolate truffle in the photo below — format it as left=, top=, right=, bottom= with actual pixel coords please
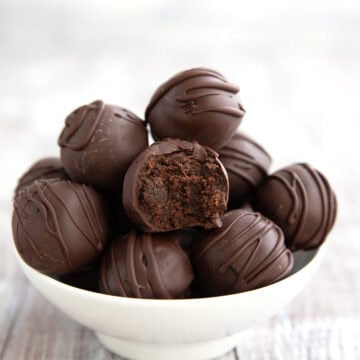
left=15, top=157, right=68, bottom=194
left=193, top=210, right=293, bottom=296
left=58, top=100, right=148, bottom=193
left=255, top=163, right=337, bottom=251
left=12, top=179, right=109, bottom=275
left=218, top=133, right=271, bottom=208
left=123, top=139, right=229, bottom=232
left=99, top=230, right=194, bottom=299
left=145, top=68, right=245, bottom=150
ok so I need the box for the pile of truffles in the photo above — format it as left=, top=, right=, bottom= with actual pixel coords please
left=12, top=68, right=337, bottom=299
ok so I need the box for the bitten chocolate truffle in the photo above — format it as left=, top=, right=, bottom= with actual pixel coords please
left=123, top=139, right=229, bottom=232
left=145, top=68, right=245, bottom=150
left=193, top=210, right=293, bottom=296
left=99, top=230, right=194, bottom=299
left=15, top=157, right=68, bottom=194
left=218, top=133, right=271, bottom=209
left=12, top=179, right=109, bottom=275
left=255, top=163, right=337, bottom=251
left=58, top=100, right=148, bottom=193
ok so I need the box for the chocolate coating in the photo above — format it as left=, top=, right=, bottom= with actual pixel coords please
left=12, top=179, right=109, bottom=275
left=15, top=157, right=68, bottom=195
left=123, top=139, right=229, bottom=232
left=58, top=100, right=148, bottom=193
left=193, top=210, right=293, bottom=296
left=218, top=133, right=271, bottom=209
left=99, top=230, right=194, bottom=299
left=255, top=163, right=337, bottom=251
left=146, top=68, right=245, bottom=150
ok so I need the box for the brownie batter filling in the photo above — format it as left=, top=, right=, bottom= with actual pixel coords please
left=137, top=150, right=228, bottom=231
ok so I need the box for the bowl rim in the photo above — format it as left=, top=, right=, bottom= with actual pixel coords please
left=13, top=240, right=326, bottom=308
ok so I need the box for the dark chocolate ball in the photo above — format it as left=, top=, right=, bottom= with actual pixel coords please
left=145, top=68, right=245, bottom=150
left=58, top=100, right=148, bottom=193
left=15, top=157, right=68, bottom=195
left=99, top=230, right=194, bottom=299
left=193, top=210, right=293, bottom=296
left=123, top=139, right=229, bottom=232
left=12, top=179, right=109, bottom=275
left=218, top=132, right=271, bottom=208
left=255, top=163, right=337, bottom=251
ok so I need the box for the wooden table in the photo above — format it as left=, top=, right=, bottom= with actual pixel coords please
left=1, top=2, right=359, bottom=359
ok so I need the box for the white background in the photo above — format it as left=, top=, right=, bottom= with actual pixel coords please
left=0, top=1, right=359, bottom=208
left=0, top=1, right=359, bottom=359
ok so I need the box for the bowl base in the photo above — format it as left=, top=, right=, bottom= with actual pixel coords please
left=96, top=331, right=244, bottom=360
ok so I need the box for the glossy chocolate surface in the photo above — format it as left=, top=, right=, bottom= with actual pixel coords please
left=146, top=68, right=245, bottom=150
left=15, top=157, right=68, bottom=194
left=59, top=100, right=148, bottom=193
left=255, top=163, right=337, bottom=250
left=99, top=230, right=194, bottom=299
left=12, top=179, right=109, bottom=275
left=193, top=210, right=293, bottom=296
left=218, top=132, right=271, bottom=208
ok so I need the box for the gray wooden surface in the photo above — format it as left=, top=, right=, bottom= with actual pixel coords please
left=1, top=2, right=360, bottom=359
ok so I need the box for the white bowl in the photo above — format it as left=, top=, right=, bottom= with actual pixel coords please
left=13, top=243, right=326, bottom=360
